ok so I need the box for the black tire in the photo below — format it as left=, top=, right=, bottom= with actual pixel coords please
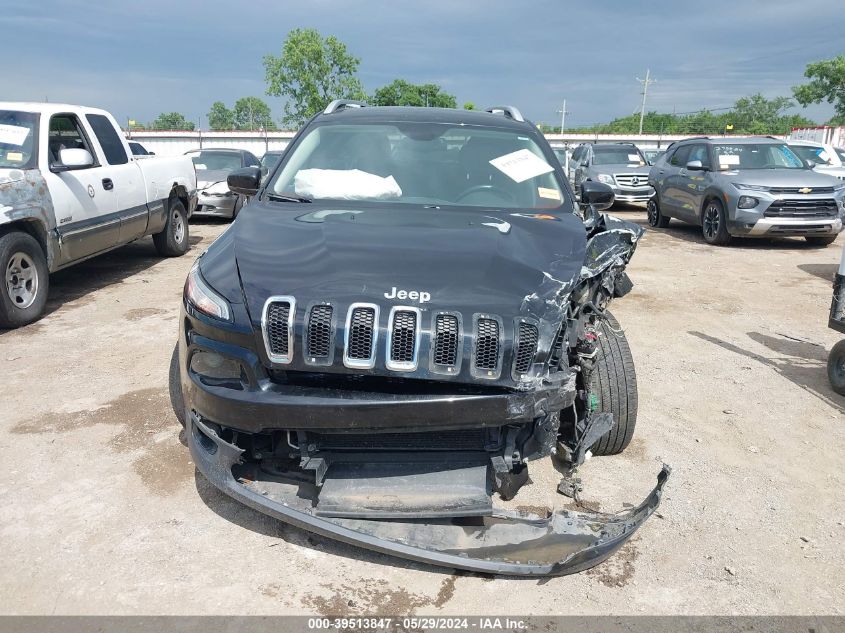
left=0, top=231, right=50, bottom=329
left=590, top=311, right=638, bottom=456
left=805, top=235, right=837, bottom=247
left=701, top=198, right=732, bottom=246
left=153, top=198, right=189, bottom=257
left=828, top=339, right=845, bottom=397
left=169, top=342, right=186, bottom=427
left=647, top=195, right=670, bottom=228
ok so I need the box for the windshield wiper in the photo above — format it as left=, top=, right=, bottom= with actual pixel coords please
left=267, top=193, right=312, bottom=203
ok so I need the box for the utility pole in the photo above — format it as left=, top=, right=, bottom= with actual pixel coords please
left=556, top=100, right=570, bottom=134
left=636, top=69, right=656, bottom=135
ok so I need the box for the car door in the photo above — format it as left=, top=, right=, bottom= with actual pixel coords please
left=675, top=143, right=712, bottom=222
left=42, top=112, right=119, bottom=265
left=85, top=113, right=148, bottom=243
left=658, top=144, right=691, bottom=217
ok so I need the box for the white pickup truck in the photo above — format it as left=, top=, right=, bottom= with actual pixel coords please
left=0, top=102, right=197, bottom=328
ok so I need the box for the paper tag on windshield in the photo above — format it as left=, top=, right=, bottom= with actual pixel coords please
left=194, top=163, right=207, bottom=170
left=538, top=187, right=561, bottom=200
left=718, top=154, right=740, bottom=168
left=628, top=154, right=641, bottom=162
left=0, top=123, right=30, bottom=147
left=817, top=149, right=831, bottom=163
left=6, top=151, right=23, bottom=161
left=489, top=149, right=554, bottom=183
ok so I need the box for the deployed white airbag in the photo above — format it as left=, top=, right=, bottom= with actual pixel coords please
left=294, top=169, right=402, bottom=200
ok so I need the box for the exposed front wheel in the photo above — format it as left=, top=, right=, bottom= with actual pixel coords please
left=589, top=311, right=638, bottom=456
left=805, top=235, right=837, bottom=247
left=153, top=198, right=189, bottom=257
left=701, top=199, right=732, bottom=246
left=0, top=231, right=49, bottom=329
left=647, top=196, right=670, bottom=228
left=828, top=339, right=845, bottom=397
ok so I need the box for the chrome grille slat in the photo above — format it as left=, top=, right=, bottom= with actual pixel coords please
left=513, top=322, right=539, bottom=376
left=386, top=307, right=420, bottom=371
left=765, top=198, right=838, bottom=218
left=473, top=317, right=501, bottom=378
left=343, top=304, right=379, bottom=369
left=262, top=296, right=296, bottom=364
left=433, top=314, right=459, bottom=367
left=306, top=304, right=333, bottom=359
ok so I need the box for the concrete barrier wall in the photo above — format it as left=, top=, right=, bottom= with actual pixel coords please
left=126, top=129, right=780, bottom=158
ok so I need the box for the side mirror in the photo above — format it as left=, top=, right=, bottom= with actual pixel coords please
left=228, top=166, right=261, bottom=196
left=52, top=148, right=94, bottom=172
left=580, top=180, right=614, bottom=212
left=686, top=160, right=706, bottom=171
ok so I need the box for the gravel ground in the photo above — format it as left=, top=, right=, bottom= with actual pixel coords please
left=1, top=209, right=843, bottom=615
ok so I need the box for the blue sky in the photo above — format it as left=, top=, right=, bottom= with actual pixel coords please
left=2, top=0, right=841, bottom=128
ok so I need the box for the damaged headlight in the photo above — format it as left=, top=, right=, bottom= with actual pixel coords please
left=184, top=262, right=232, bottom=321
left=595, top=174, right=615, bottom=186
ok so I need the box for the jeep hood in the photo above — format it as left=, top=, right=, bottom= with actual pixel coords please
left=230, top=204, right=590, bottom=324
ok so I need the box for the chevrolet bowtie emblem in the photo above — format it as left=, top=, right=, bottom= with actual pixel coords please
left=799, top=187, right=813, bottom=194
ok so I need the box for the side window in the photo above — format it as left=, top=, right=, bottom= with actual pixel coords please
left=571, top=146, right=583, bottom=163
left=246, top=153, right=260, bottom=167
left=48, top=114, right=98, bottom=167
left=86, top=114, right=128, bottom=165
left=669, top=145, right=691, bottom=167
left=688, top=144, right=711, bottom=168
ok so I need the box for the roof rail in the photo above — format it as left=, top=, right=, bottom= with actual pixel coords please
left=323, top=99, right=367, bottom=115
left=484, top=105, right=525, bottom=122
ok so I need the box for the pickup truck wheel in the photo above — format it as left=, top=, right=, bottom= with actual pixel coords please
left=701, top=199, right=732, bottom=246
left=0, top=232, right=49, bottom=329
left=589, top=311, right=638, bottom=456
left=169, top=342, right=186, bottom=427
left=153, top=198, right=189, bottom=257
left=805, top=235, right=837, bottom=247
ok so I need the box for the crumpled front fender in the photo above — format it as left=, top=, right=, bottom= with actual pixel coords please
left=189, top=414, right=670, bottom=576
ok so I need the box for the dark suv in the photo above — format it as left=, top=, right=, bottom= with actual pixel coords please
left=648, top=136, right=845, bottom=246
left=169, top=102, right=668, bottom=576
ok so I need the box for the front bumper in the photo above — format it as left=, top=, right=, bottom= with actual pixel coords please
left=611, top=188, right=654, bottom=203
left=194, top=192, right=237, bottom=217
left=189, top=413, right=670, bottom=576
left=727, top=192, right=845, bottom=237
left=730, top=216, right=843, bottom=237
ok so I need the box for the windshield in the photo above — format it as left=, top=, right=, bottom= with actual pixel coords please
left=186, top=150, right=242, bottom=171
left=789, top=144, right=834, bottom=166
left=711, top=143, right=805, bottom=170
left=592, top=146, right=646, bottom=166
left=836, top=147, right=845, bottom=163
left=269, top=122, right=566, bottom=209
left=0, top=110, right=39, bottom=170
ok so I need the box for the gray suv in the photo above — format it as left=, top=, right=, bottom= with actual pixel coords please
left=647, top=137, right=845, bottom=246
left=569, top=143, right=654, bottom=203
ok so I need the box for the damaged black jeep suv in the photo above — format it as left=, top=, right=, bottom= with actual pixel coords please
left=169, top=101, right=669, bottom=576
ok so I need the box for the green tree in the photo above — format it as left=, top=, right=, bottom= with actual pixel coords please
left=263, top=28, right=366, bottom=127
left=207, top=101, right=234, bottom=130
left=793, top=55, right=845, bottom=125
left=371, top=79, right=457, bottom=108
left=233, top=96, right=276, bottom=130
left=463, top=102, right=476, bottom=111
left=151, top=112, right=195, bottom=131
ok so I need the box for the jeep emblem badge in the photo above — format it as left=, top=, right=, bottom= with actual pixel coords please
left=384, top=286, right=430, bottom=303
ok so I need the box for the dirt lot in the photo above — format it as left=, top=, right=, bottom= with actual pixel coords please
left=1, top=209, right=843, bottom=615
